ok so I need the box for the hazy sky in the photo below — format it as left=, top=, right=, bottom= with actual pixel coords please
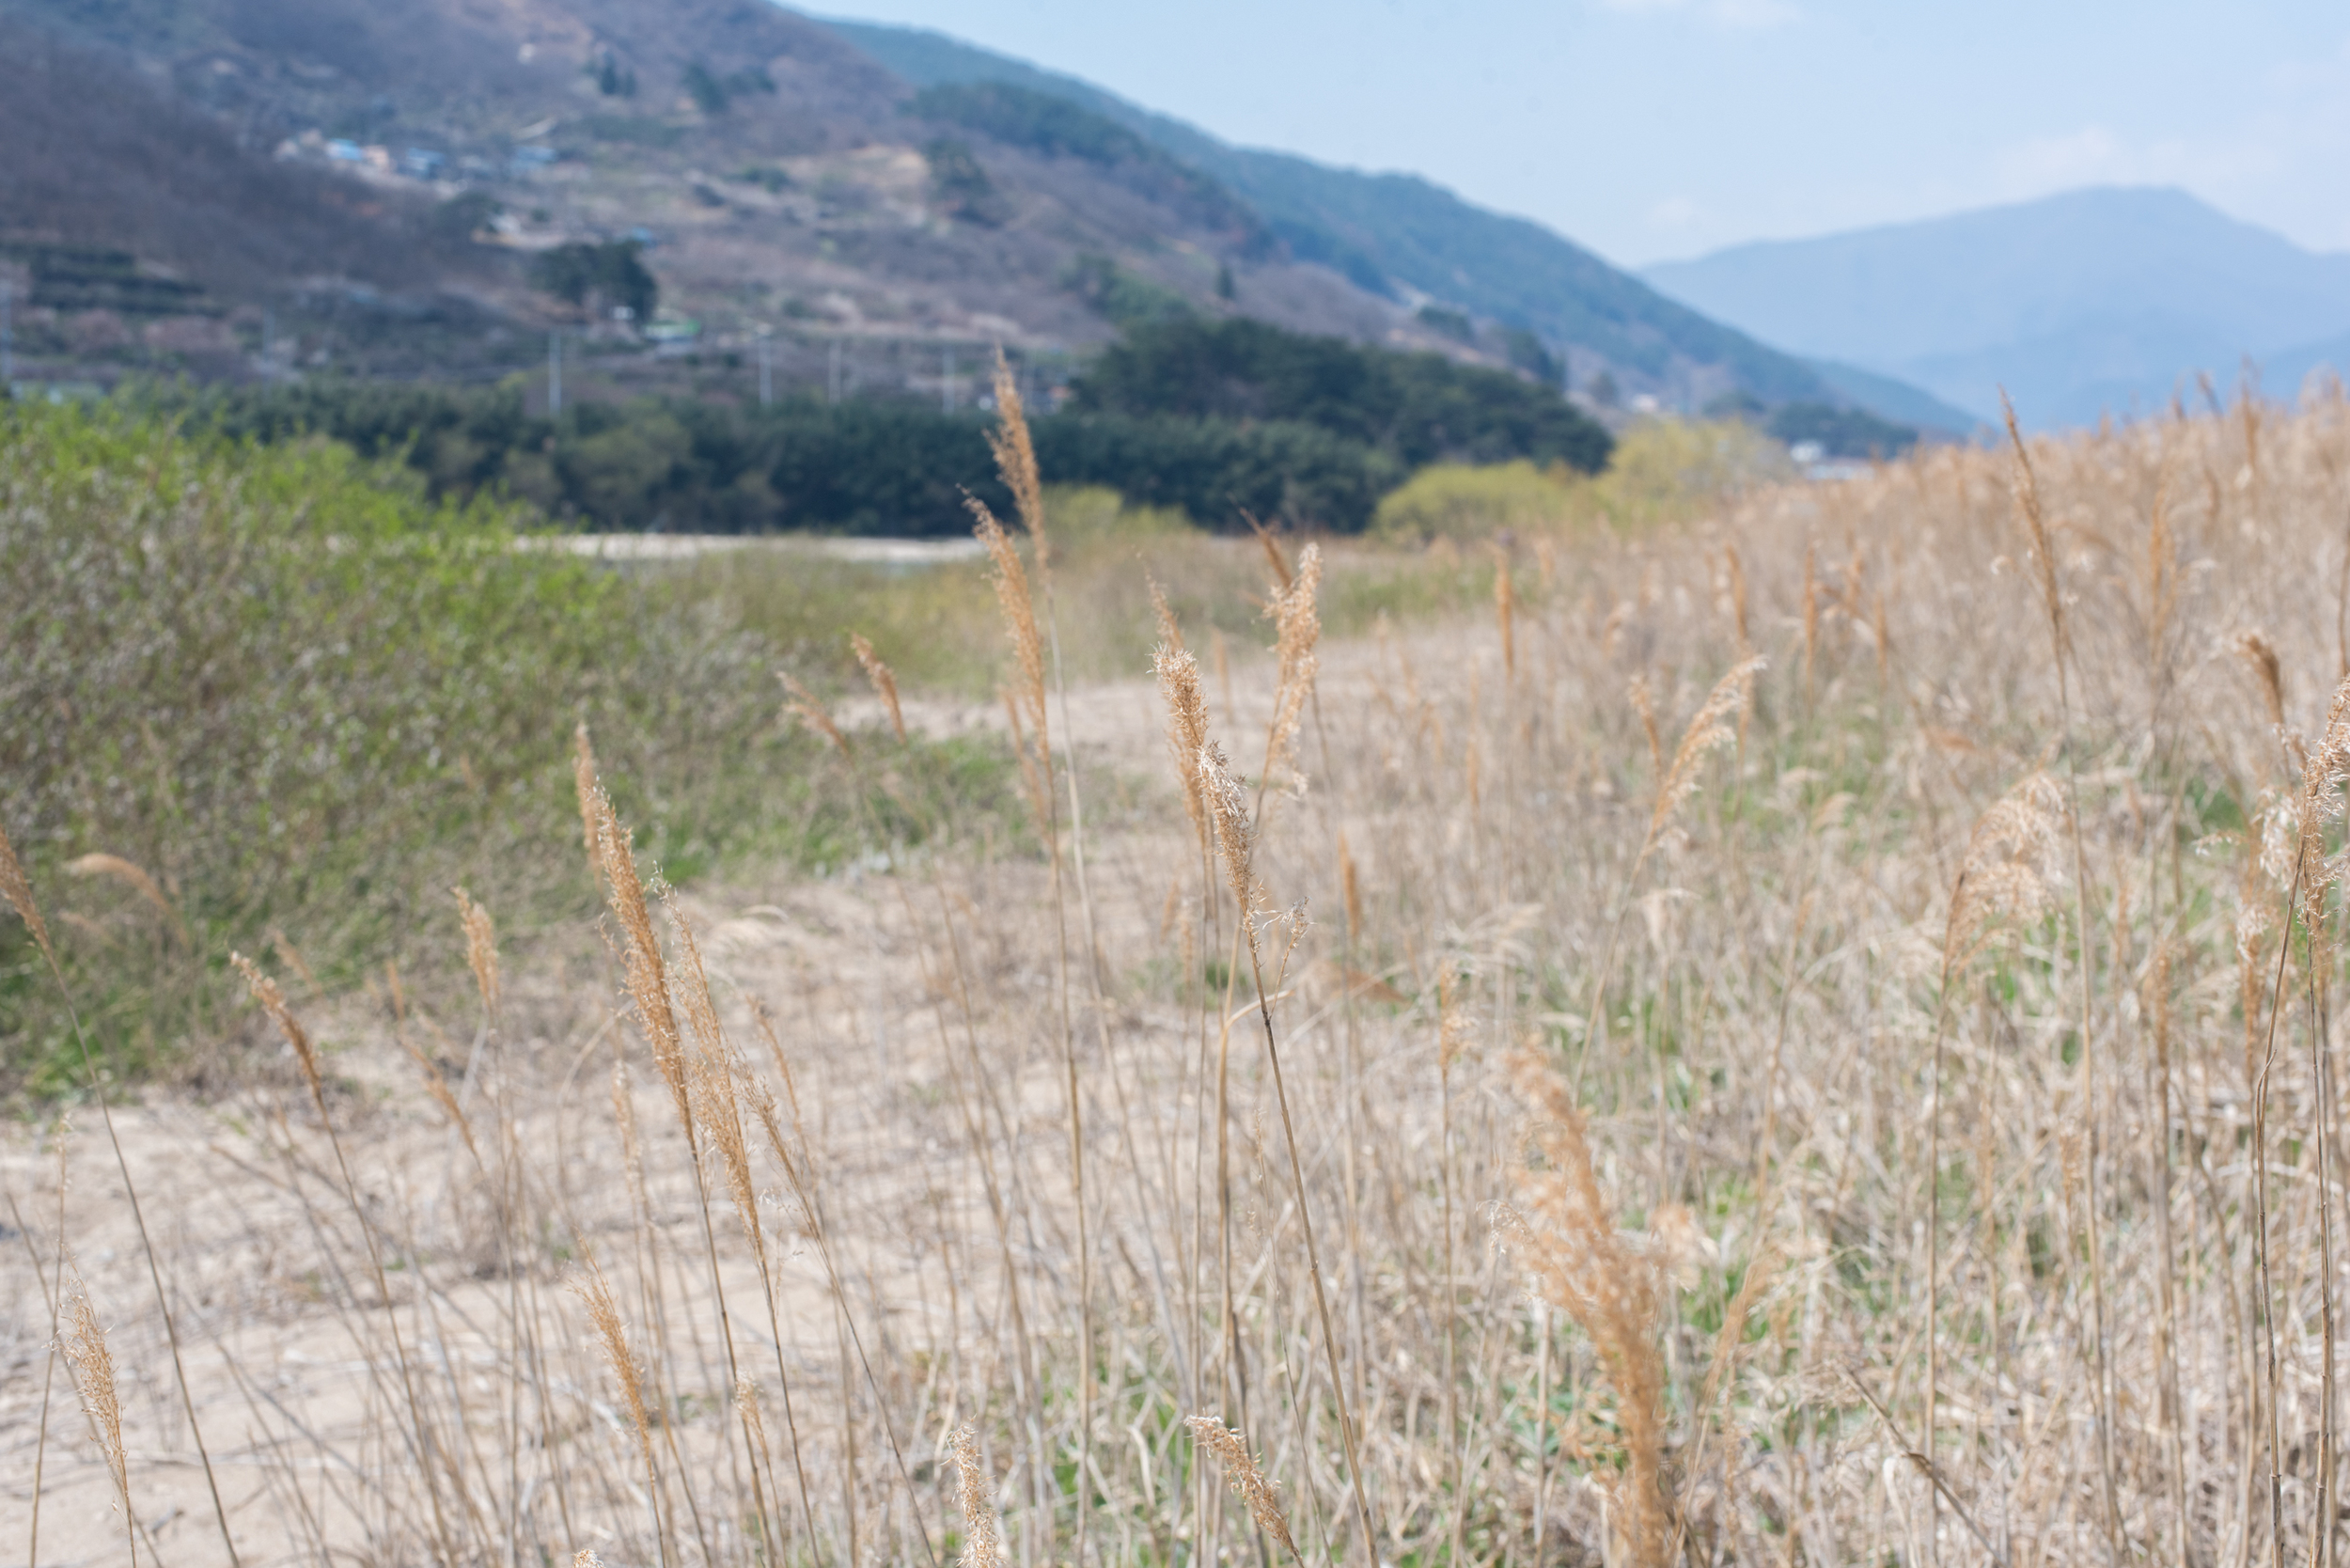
left=807, top=1, right=2350, bottom=267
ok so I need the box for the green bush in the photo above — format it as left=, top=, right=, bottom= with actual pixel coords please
left=0, top=403, right=1015, bottom=1090
left=1371, top=459, right=1575, bottom=543
left=528, top=240, right=658, bottom=321
left=1071, top=316, right=1612, bottom=473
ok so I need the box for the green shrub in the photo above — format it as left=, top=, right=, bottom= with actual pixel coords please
left=1371, top=459, right=1575, bottom=542
left=1072, top=316, right=1612, bottom=473
left=528, top=240, right=658, bottom=321
left=0, top=403, right=1014, bottom=1090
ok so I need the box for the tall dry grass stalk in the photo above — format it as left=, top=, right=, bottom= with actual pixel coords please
left=1500, top=1051, right=1668, bottom=1568
left=59, top=1281, right=134, bottom=1566
left=29, top=392, right=2350, bottom=1568
left=5, top=817, right=242, bottom=1568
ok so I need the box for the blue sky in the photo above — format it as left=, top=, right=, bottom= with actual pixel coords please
left=807, top=1, right=2350, bottom=267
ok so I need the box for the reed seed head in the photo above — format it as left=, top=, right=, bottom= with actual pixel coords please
left=0, top=815, right=55, bottom=968
left=1645, top=656, right=1766, bottom=851
left=1200, top=741, right=1257, bottom=916
left=1437, top=964, right=1471, bottom=1076
left=572, top=725, right=603, bottom=877
left=453, top=886, right=500, bottom=1022
left=60, top=1281, right=133, bottom=1536
left=949, top=1424, right=1004, bottom=1568
left=988, top=350, right=1048, bottom=572
left=851, top=633, right=908, bottom=743
left=2234, top=630, right=2290, bottom=752
left=1501, top=1049, right=1668, bottom=1568
left=971, top=501, right=1049, bottom=752
left=2003, top=394, right=2071, bottom=666
left=232, top=949, right=323, bottom=1098
left=1152, top=644, right=1210, bottom=839
left=594, top=807, right=690, bottom=1135
left=1263, top=543, right=1323, bottom=793
left=1339, top=830, right=1363, bottom=938
left=1149, top=579, right=1186, bottom=654
left=575, top=1260, right=654, bottom=1469
left=1185, top=1417, right=1300, bottom=1562
left=1941, top=771, right=2065, bottom=980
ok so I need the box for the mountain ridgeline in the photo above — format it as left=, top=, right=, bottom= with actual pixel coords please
left=1644, top=187, right=2350, bottom=428
left=822, top=15, right=1953, bottom=426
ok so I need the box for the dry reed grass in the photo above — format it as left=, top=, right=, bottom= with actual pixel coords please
left=17, top=388, right=2350, bottom=1568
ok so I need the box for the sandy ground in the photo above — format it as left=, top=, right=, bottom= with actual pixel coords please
left=2, top=619, right=1478, bottom=1567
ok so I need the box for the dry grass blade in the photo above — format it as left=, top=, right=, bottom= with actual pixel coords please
left=65, top=853, right=187, bottom=943
left=1186, top=1417, right=1301, bottom=1563
left=267, top=926, right=320, bottom=997
left=780, top=671, right=853, bottom=759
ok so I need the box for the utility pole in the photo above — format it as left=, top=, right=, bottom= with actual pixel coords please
left=548, top=329, right=562, bottom=416
left=260, top=304, right=274, bottom=384
left=827, top=337, right=842, bottom=404
left=942, top=344, right=956, bottom=414
left=758, top=329, right=773, bottom=408
left=1, top=282, right=12, bottom=390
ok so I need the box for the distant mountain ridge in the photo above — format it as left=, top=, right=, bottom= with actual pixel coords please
left=1643, top=186, right=2350, bottom=429
left=0, top=0, right=1973, bottom=438
left=815, top=14, right=1975, bottom=432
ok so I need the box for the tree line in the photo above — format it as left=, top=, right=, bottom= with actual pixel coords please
left=133, top=316, right=1613, bottom=535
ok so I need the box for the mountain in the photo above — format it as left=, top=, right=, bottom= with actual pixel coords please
left=1642, top=186, right=2350, bottom=429
left=0, top=0, right=1436, bottom=391
left=816, top=15, right=1963, bottom=430
left=0, top=0, right=1956, bottom=435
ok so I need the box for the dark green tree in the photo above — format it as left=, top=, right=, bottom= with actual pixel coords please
left=527, top=241, right=658, bottom=323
